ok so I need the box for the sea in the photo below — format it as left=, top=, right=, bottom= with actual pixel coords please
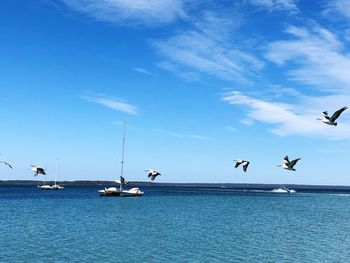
left=1, top=184, right=350, bottom=262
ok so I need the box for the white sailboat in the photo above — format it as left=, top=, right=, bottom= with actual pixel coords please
left=98, top=123, right=143, bottom=197
left=37, top=158, right=64, bottom=190
left=51, top=158, right=64, bottom=190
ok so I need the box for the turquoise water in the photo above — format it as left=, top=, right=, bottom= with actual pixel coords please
left=1, top=185, right=350, bottom=262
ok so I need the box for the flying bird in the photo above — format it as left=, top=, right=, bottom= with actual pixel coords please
left=277, top=155, right=301, bottom=171
left=317, top=106, right=347, bottom=126
left=234, top=159, right=250, bottom=172
left=116, top=176, right=128, bottom=186
left=30, top=165, right=46, bottom=176
left=145, top=169, right=161, bottom=181
left=0, top=161, right=13, bottom=169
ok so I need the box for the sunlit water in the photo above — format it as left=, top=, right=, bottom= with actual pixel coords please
left=1, top=185, right=350, bottom=262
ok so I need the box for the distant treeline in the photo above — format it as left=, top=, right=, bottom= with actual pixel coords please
left=1, top=180, right=350, bottom=191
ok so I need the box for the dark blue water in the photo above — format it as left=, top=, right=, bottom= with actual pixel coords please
left=1, top=185, right=350, bottom=262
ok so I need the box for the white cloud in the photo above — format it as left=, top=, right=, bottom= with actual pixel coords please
left=265, top=25, right=350, bottom=92
left=82, top=91, right=138, bottom=115
left=153, top=11, right=264, bottom=83
left=61, top=0, right=186, bottom=26
left=222, top=90, right=350, bottom=140
left=327, top=0, right=350, bottom=19
left=248, top=0, right=298, bottom=13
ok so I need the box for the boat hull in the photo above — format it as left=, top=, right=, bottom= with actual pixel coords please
left=98, top=191, right=121, bottom=197
left=98, top=187, right=121, bottom=196
left=120, top=188, right=144, bottom=197
left=98, top=187, right=143, bottom=197
left=271, top=188, right=296, bottom=193
left=51, top=185, right=64, bottom=190
left=119, top=192, right=144, bottom=197
left=37, top=185, right=64, bottom=190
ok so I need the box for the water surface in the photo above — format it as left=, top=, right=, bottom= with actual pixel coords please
left=1, top=185, right=349, bottom=262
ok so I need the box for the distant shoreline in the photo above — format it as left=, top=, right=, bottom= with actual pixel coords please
left=1, top=180, right=350, bottom=191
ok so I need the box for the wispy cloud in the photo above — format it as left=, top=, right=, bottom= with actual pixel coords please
left=133, top=67, right=152, bottom=76
left=225, top=126, right=237, bottom=132
left=153, top=129, right=208, bottom=140
left=265, top=24, right=350, bottom=92
left=82, top=91, right=138, bottom=115
left=240, top=118, right=254, bottom=126
left=153, top=11, right=264, bottom=83
left=248, top=0, right=299, bottom=13
left=325, top=0, right=350, bottom=20
left=222, top=90, right=350, bottom=140
left=61, top=0, right=186, bottom=26
left=267, top=85, right=302, bottom=98
left=156, top=61, right=201, bottom=81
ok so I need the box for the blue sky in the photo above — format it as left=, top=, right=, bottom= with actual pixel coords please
left=1, top=0, right=350, bottom=185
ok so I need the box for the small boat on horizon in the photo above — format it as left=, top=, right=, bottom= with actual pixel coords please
left=98, top=123, right=143, bottom=197
left=37, top=158, right=64, bottom=190
left=271, top=187, right=296, bottom=193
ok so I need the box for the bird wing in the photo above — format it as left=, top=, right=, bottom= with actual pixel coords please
left=234, top=160, right=242, bottom=168
left=289, top=158, right=301, bottom=168
left=4, top=162, right=13, bottom=169
left=243, top=162, right=250, bottom=172
left=283, top=156, right=290, bottom=164
left=330, top=107, right=347, bottom=122
left=38, top=168, right=46, bottom=175
left=322, top=111, right=330, bottom=120
left=146, top=169, right=154, bottom=175
left=151, top=175, right=155, bottom=181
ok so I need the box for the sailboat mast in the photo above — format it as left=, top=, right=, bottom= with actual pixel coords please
left=43, top=161, right=47, bottom=186
left=120, top=122, right=126, bottom=191
left=55, top=157, right=58, bottom=186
